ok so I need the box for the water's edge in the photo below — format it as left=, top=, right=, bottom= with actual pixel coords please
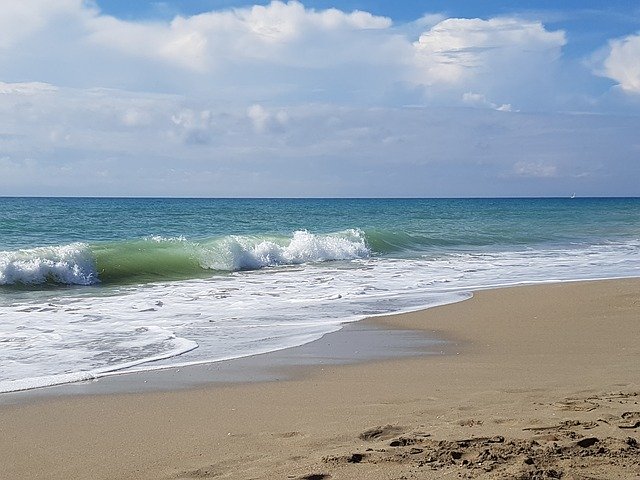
left=2, top=276, right=636, bottom=406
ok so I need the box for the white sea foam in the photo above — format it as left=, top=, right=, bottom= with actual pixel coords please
left=0, top=238, right=638, bottom=393
left=0, top=243, right=97, bottom=285
left=198, top=229, right=370, bottom=271
left=0, top=231, right=371, bottom=286
left=0, top=326, right=197, bottom=393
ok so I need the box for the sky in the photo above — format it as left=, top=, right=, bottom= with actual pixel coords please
left=1, top=1, right=639, bottom=197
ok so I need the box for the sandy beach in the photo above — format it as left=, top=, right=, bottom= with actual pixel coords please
left=1, top=278, right=639, bottom=479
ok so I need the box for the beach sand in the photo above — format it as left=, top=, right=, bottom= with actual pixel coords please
left=1, top=279, right=639, bottom=479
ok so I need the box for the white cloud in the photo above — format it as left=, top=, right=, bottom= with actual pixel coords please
left=86, top=14, right=210, bottom=72
left=0, top=81, right=58, bottom=95
left=0, top=1, right=572, bottom=110
left=171, top=109, right=215, bottom=144
left=462, top=92, right=512, bottom=111
left=0, top=0, right=87, bottom=49
left=247, top=105, right=271, bottom=133
left=85, top=1, right=393, bottom=72
left=0, top=2, right=638, bottom=197
left=0, top=81, right=638, bottom=197
left=599, top=33, right=640, bottom=94
left=410, top=17, right=567, bottom=110
left=413, top=17, right=566, bottom=85
left=247, top=104, right=289, bottom=133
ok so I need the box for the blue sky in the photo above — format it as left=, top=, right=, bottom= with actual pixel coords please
left=0, top=1, right=639, bottom=196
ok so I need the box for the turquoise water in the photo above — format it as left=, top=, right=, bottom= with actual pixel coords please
left=2, top=197, right=638, bottom=285
left=1, top=197, right=639, bottom=392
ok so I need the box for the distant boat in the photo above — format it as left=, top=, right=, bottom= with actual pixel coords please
left=570, top=193, right=576, bottom=199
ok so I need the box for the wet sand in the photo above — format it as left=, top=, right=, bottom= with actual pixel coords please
left=0, top=279, right=639, bottom=479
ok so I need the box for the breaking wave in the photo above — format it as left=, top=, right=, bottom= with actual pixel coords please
left=0, top=229, right=371, bottom=286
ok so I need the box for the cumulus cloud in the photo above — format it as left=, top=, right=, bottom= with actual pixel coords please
left=0, top=0, right=87, bottom=49
left=413, top=18, right=565, bottom=83
left=412, top=18, right=566, bottom=108
left=0, top=1, right=573, bottom=110
left=83, top=1, right=395, bottom=73
left=0, top=2, right=638, bottom=197
left=171, top=109, right=215, bottom=144
left=247, top=104, right=289, bottom=133
left=598, top=33, right=640, bottom=94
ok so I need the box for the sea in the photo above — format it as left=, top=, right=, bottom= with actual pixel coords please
left=1, top=197, right=639, bottom=393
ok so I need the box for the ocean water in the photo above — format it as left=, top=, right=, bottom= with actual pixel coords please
left=1, top=197, right=639, bottom=393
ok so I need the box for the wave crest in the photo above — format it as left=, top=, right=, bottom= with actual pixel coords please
left=0, top=230, right=370, bottom=286
left=0, top=243, right=97, bottom=285
left=202, top=229, right=370, bottom=271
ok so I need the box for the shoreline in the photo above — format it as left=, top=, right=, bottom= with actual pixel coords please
left=1, top=278, right=639, bottom=479
left=2, top=276, right=634, bottom=402
left=0, top=315, right=455, bottom=405
left=1, top=287, right=476, bottom=401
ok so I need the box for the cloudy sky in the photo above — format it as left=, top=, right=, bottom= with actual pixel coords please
left=1, top=0, right=639, bottom=197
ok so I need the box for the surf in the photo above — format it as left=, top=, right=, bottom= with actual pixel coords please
left=0, top=229, right=371, bottom=286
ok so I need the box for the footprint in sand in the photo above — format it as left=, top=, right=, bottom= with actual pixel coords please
left=323, top=452, right=368, bottom=465
left=553, top=399, right=599, bottom=412
left=359, top=424, right=406, bottom=441
left=458, top=418, right=484, bottom=427
left=618, top=411, right=640, bottom=429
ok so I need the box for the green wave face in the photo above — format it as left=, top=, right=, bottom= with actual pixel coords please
left=0, top=226, right=524, bottom=288
left=362, top=229, right=472, bottom=254
left=0, top=232, right=369, bottom=287
left=1, top=227, right=479, bottom=287
left=91, top=238, right=210, bottom=284
left=79, top=230, right=370, bottom=285
left=363, top=230, right=416, bottom=254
